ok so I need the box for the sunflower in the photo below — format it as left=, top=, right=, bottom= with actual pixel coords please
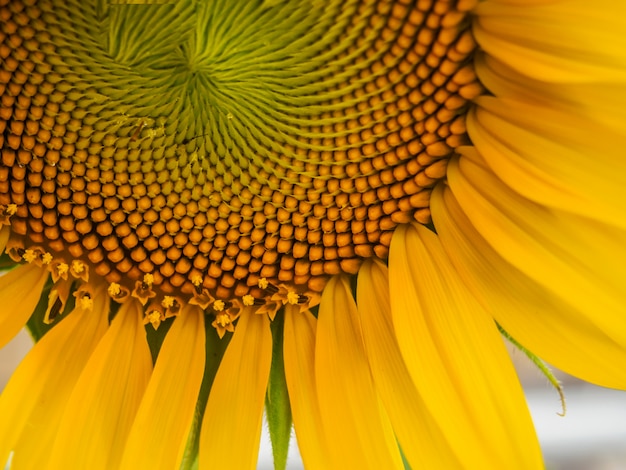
left=1, top=0, right=625, bottom=468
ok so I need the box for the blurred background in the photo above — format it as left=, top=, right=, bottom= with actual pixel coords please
left=2, top=329, right=626, bottom=469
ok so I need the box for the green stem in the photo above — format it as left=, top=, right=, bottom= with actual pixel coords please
left=498, top=323, right=566, bottom=417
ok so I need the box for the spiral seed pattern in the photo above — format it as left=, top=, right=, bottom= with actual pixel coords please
left=0, top=0, right=481, bottom=302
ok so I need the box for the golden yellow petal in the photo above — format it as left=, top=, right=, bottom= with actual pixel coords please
left=473, top=1, right=626, bottom=82
left=46, top=299, right=152, bottom=470
left=472, top=96, right=625, bottom=220
left=475, top=52, right=626, bottom=136
left=200, top=310, right=272, bottom=470
left=446, top=154, right=626, bottom=343
left=120, top=305, right=205, bottom=470
left=433, top=184, right=626, bottom=388
left=388, top=223, right=542, bottom=468
left=0, top=286, right=109, bottom=469
left=283, top=305, right=330, bottom=468
left=315, top=275, right=404, bottom=469
left=465, top=94, right=626, bottom=230
left=0, top=263, right=49, bottom=348
left=356, top=259, right=462, bottom=469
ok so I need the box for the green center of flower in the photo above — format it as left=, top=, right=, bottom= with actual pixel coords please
left=0, top=0, right=481, bottom=307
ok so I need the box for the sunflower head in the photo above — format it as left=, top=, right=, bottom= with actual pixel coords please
left=0, top=0, right=482, bottom=327
left=2, top=1, right=625, bottom=469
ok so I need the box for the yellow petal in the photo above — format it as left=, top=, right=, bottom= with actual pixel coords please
left=433, top=184, right=626, bottom=388
left=475, top=52, right=626, bottom=136
left=46, top=299, right=152, bottom=470
left=315, top=275, right=404, bottom=469
left=356, top=259, right=462, bottom=469
left=0, top=263, right=49, bottom=348
left=200, top=309, right=272, bottom=470
left=465, top=95, right=626, bottom=230
left=120, top=305, right=205, bottom=470
left=0, top=285, right=109, bottom=469
left=388, top=223, right=543, bottom=468
left=283, top=305, right=330, bottom=468
left=446, top=154, right=626, bottom=343
left=473, top=1, right=626, bottom=82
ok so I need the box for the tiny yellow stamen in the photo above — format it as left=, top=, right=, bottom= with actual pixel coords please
left=145, top=309, right=163, bottom=330
left=163, top=296, right=181, bottom=318
left=70, top=260, right=89, bottom=282
left=191, top=274, right=203, bottom=287
left=211, top=312, right=235, bottom=339
left=79, top=295, right=94, bottom=311
left=145, top=128, right=158, bottom=138
left=215, top=313, right=230, bottom=328
left=73, top=286, right=95, bottom=312
left=108, top=282, right=121, bottom=297
left=5, top=204, right=17, bottom=216
left=57, top=263, right=69, bottom=277
left=143, top=273, right=154, bottom=287
left=22, top=249, right=37, bottom=263
left=107, top=282, right=129, bottom=303
left=287, top=290, right=299, bottom=305
left=258, top=278, right=269, bottom=289
left=242, top=294, right=255, bottom=306
left=213, top=299, right=225, bottom=312
left=41, top=252, right=53, bottom=265
left=71, top=260, right=84, bottom=274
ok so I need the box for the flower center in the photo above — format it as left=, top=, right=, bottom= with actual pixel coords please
left=0, top=0, right=481, bottom=306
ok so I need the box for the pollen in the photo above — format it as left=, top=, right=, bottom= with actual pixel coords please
left=5, top=204, right=17, bottom=216
left=56, top=263, right=69, bottom=277
left=143, top=274, right=155, bottom=287
left=286, top=291, right=300, bottom=306
left=79, top=296, right=94, bottom=311
left=191, top=274, right=203, bottom=288
left=215, top=313, right=231, bottom=328
left=212, top=312, right=235, bottom=338
left=145, top=309, right=164, bottom=330
left=22, top=249, right=37, bottom=264
left=213, top=300, right=225, bottom=312
left=107, top=282, right=130, bottom=303
left=74, top=287, right=95, bottom=312
left=72, top=261, right=85, bottom=274
left=108, top=283, right=122, bottom=297
left=242, top=295, right=255, bottom=307
left=162, top=296, right=175, bottom=309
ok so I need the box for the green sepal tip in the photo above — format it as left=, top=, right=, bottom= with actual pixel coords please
left=179, top=320, right=232, bottom=470
left=266, top=310, right=293, bottom=470
left=498, top=323, right=566, bottom=417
